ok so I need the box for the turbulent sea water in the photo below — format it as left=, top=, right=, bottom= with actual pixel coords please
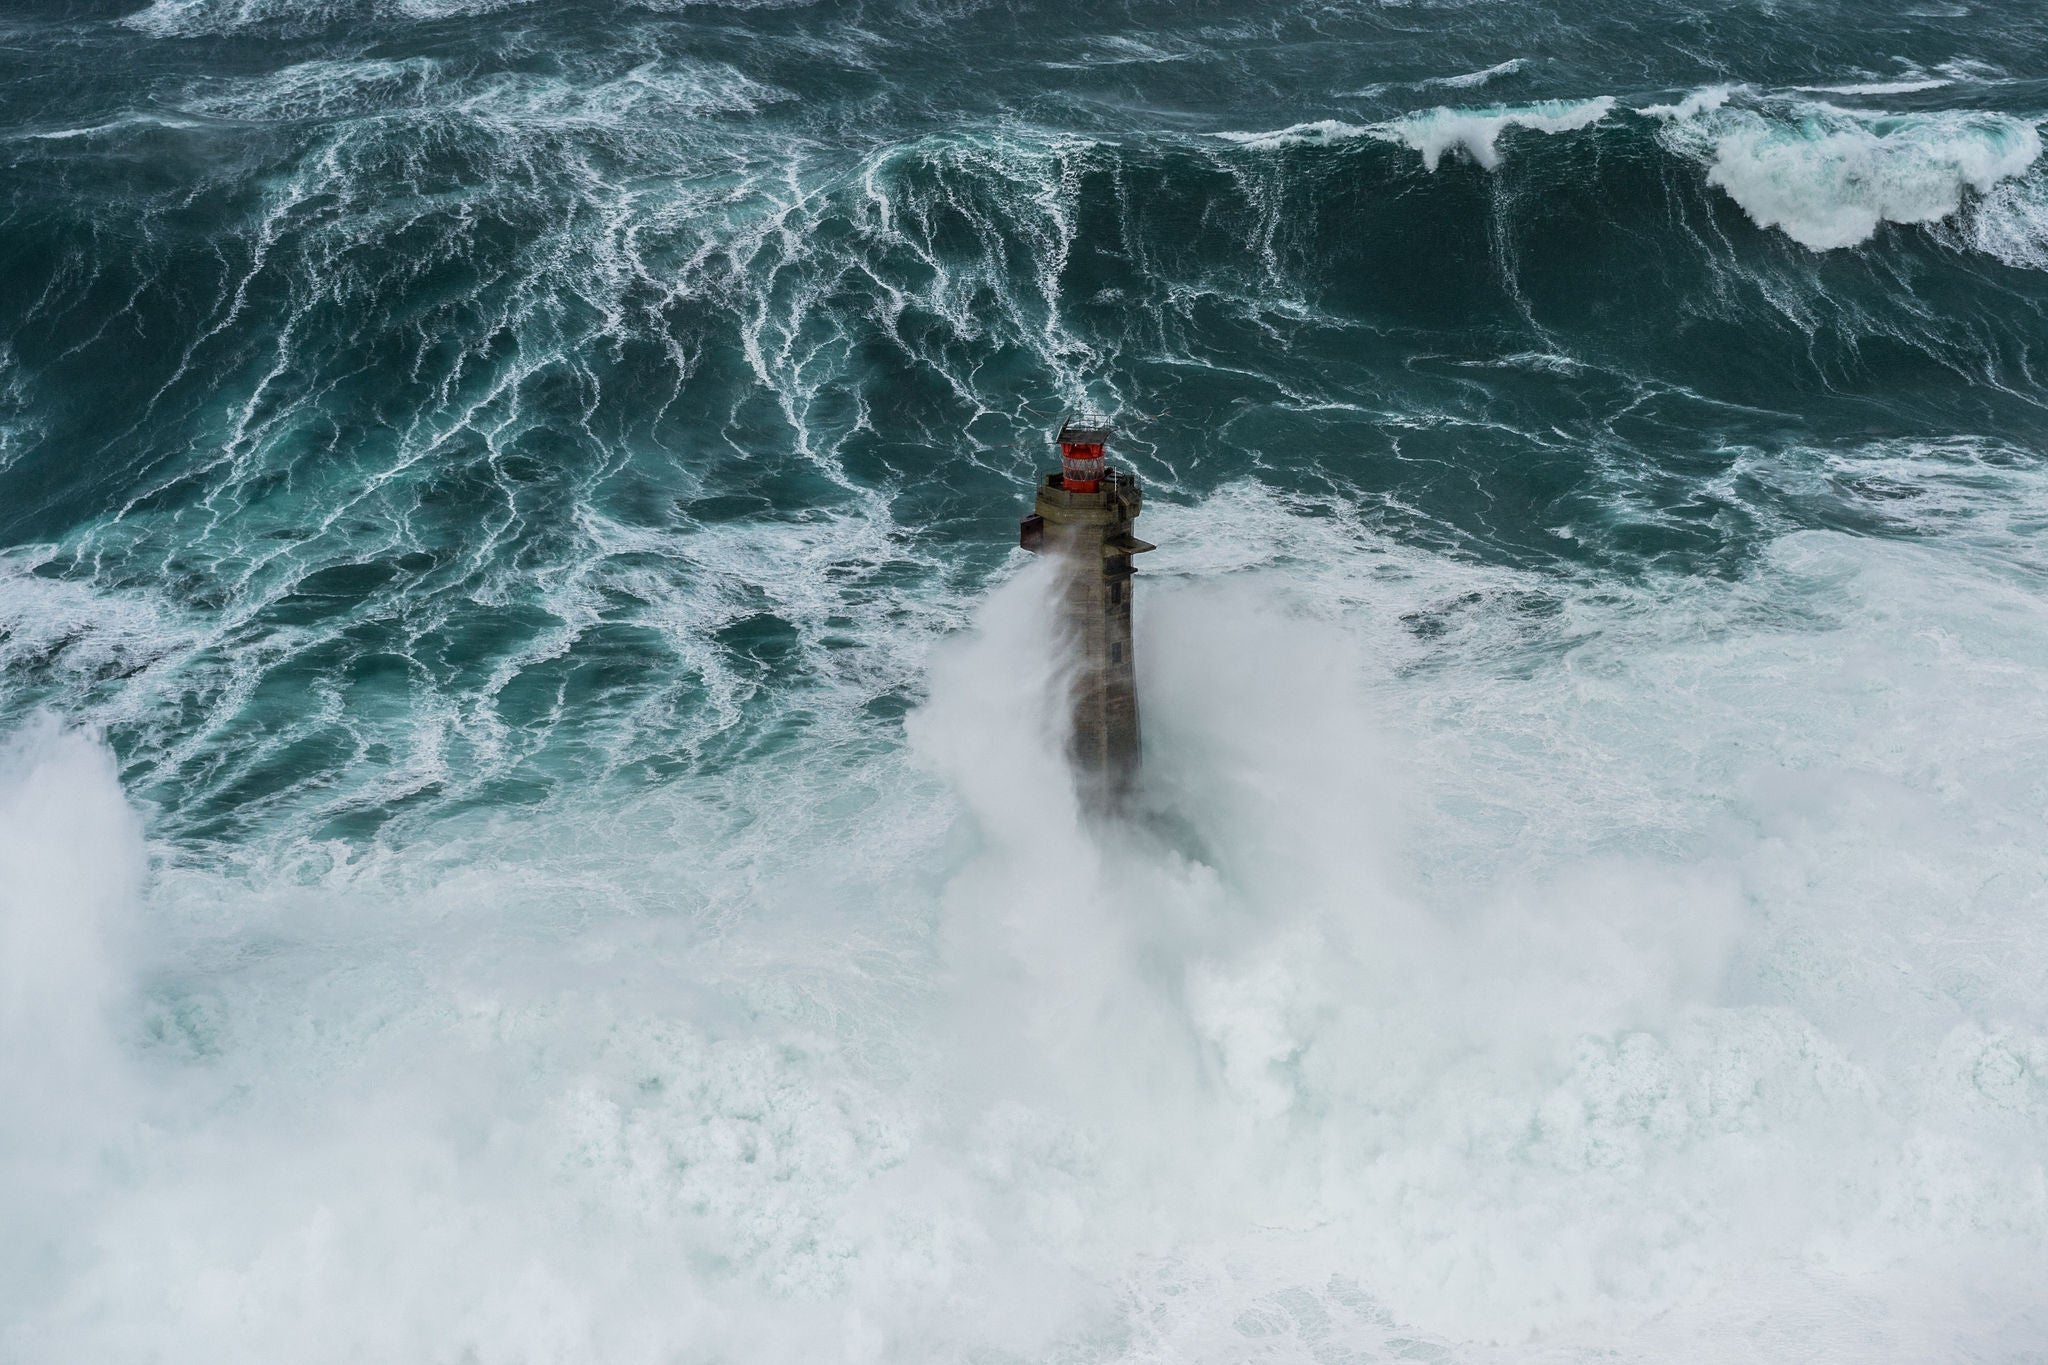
left=5, top=0, right=2048, bottom=1359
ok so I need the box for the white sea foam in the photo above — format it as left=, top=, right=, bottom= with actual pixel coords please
left=1953, top=167, right=2048, bottom=270
left=1792, top=78, right=1951, bottom=96
left=177, top=57, right=443, bottom=121
left=1637, top=84, right=1736, bottom=120
left=1428, top=58, right=1528, bottom=90
left=125, top=0, right=532, bottom=35
left=16, top=114, right=207, bottom=141
left=449, top=63, right=782, bottom=127
left=177, top=55, right=778, bottom=126
left=1657, top=98, right=2042, bottom=249
left=9, top=450, right=2048, bottom=1360
left=1217, top=98, right=1615, bottom=169
left=1214, top=118, right=1372, bottom=149
left=1342, top=59, right=1529, bottom=101
left=1381, top=97, right=1616, bottom=170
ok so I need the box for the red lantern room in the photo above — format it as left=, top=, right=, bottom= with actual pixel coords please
left=1057, top=417, right=1112, bottom=492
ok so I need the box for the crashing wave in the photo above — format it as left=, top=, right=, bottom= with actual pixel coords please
left=1655, top=96, right=2042, bottom=250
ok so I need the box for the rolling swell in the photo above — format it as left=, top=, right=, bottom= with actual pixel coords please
left=4, top=54, right=2045, bottom=849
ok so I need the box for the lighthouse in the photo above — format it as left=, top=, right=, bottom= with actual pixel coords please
left=1019, top=416, right=1155, bottom=809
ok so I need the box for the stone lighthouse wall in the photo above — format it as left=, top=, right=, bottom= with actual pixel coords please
left=1022, top=469, right=1149, bottom=808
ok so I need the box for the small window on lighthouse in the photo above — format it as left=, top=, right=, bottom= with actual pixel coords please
left=1110, top=643, right=1123, bottom=663
left=1109, top=581, right=1122, bottom=606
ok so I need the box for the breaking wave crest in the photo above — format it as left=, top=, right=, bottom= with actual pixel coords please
left=1380, top=97, right=1618, bottom=171
left=1215, top=97, right=1617, bottom=169
left=1653, top=94, right=2043, bottom=250
left=1220, top=89, right=2046, bottom=260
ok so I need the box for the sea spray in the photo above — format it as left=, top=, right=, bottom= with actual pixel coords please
left=0, top=718, right=147, bottom=1337
left=0, top=718, right=144, bottom=1130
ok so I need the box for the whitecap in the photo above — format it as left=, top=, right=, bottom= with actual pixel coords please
left=1212, top=119, right=1372, bottom=149
left=1637, top=85, right=1738, bottom=121
left=1378, top=96, right=1616, bottom=170
left=1792, top=78, right=1951, bottom=96
left=1215, top=98, right=1615, bottom=170
left=17, top=113, right=207, bottom=141
left=1425, top=58, right=1528, bottom=90
left=1658, top=98, right=2042, bottom=250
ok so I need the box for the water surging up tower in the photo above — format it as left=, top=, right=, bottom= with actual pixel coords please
left=1018, top=417, right=1155, bottom=810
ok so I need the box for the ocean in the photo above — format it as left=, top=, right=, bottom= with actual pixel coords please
left=3, top=0, right=2046, bottom=1359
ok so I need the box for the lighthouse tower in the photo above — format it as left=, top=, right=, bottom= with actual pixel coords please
left=1019, top=416, right=1155, bottom=809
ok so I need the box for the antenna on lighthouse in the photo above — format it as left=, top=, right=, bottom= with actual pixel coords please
left=1018, top=415, right=1156, bottom=810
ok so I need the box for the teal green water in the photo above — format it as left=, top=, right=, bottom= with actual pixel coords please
left=3, top=2, right=2047, bottom=1360
left=4, top=1, right=2046, bottom=848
